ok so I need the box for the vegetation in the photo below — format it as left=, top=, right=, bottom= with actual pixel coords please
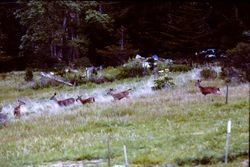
left=24, top=67, right=33, bottom=81
left=152, top=68, right=175, bottom=90
left=0, top=1, right=249, bottom=166
left=169, top=64, right=191, bottom=72
left=1, top=2, right=250, bottom=71
left=0, top=69, right=248, bottom=166
left=200, top=68, right=217, bottom=80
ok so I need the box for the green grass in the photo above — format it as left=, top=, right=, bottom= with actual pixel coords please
left=0, top=71, right=249, bottom=167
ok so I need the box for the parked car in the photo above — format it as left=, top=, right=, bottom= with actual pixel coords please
left=195, top=48, right=226, bottom=59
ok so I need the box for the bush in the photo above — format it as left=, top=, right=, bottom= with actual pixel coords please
left=152, top=69, right=175, bottom=90
left=32, top=79, right=60, bottom=90
left=200, top=68, right=217, bottom=79
left=156, top=61, right=172, bottom=71
left=169, top=64, right=191, bottom=72
left=100, top=66, right=120, bottom=82
left=0, top=73, right=7, bottom=80
left=117, top=65, right=145, bottom=79
left=220, top=67, right=248, bottom=83
left=24, top=68, right=33, bottom=81
left=226, top=42, right=250, bottom=70
left=64, top=72, right=89, bottom=85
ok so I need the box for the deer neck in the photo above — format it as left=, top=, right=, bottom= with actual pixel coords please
left=51, top=97, right=57, bottom=102
left=15, top=104, right=21, bottom=109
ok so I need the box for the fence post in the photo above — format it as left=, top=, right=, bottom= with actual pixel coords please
left=224, top=120, right=231, bottom=163
left=225, top=84, right=229, bottom=104
left=123, top=145, right=128, bottom=167
left=107, top=135, right=111, bottom=167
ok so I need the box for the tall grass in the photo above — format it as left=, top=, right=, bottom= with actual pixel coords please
left=0, top=70, right=249, bottom=166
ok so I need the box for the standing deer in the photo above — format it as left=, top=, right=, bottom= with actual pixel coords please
left=14, top=100, right=26, bottom=118
left=50, top=92, right=75, bottom=106
left=195, top=80, right=221, bottom=96
left=76, top=96, right=95, bottom=104
left=107, top=88, right=132, bottom=101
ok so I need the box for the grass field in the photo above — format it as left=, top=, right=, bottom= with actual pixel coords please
left=0, top=70, right=249, bottom=167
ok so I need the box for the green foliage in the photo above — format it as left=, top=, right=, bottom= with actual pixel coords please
left=200, top=68, right=217, bottom=79
left=32, top=80, right=60, bottom=90
left=85, top=10, right=114, bottom=32
left=64, top=72, right=88, bottom=86
left=0, top=69, right=248, bottom=166
left=117, top=65, right=145, bottom=79
left=152, top=69, right=175, bottom=90
left=169, top=64, right=191, bottom=72
left=100, top=66, right=120, bottom=82
left=15, top=1, right=113, bottom=67
left=24, top=67, right=33, bottom=81
left=156, top=61, right=172, bottom=71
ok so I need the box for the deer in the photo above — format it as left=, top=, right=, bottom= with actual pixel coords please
left=76, top=96, right=95, bottom=104
left=107, top=88, right=132, bottom=101
left=195, top=80, right=221, bottom=96
left=13, top=100, right=26, bottom=118
left=50, top=92, right=75, bottom=107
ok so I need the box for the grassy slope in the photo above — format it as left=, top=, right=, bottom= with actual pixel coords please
left=0, top=72, right=249, bottom=167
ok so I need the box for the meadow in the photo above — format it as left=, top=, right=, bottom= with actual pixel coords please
left=0, top=68, right=249, bottom=167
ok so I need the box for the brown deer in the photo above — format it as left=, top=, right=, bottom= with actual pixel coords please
left=195, top=80, right=221, bottom=96
left=50, top=92, right=75, bottom=107
left=14, top=100, right=26, bottom=118
left=76, top=96, right=95, bottom=104
left=107, top=88, right=132, bottom=101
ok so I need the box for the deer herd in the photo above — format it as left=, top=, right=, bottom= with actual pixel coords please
left=2, top=79, right=221, bottom=122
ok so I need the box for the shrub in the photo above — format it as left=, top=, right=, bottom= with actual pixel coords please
left=24, top=68, right=33, bottom=81
left=220, top=67, right=248, bottom=83
left=200, top=68, right=217, bottom=79
left=100, top=66, right=120, bottom=82
left=0, top=73, right=7, bottom=80
left=156, top=61, right=172, bottom=71
left=64, top=72, right=89, bottom=85
left=152, top=69, right=175, bottom=90
left=226, top=42, right=250, bottom=70
left=32, top=79, right=60, bottom=90
left=117, top=65, right=145, bottom=79
left=169, top=64, right=191, bottom=72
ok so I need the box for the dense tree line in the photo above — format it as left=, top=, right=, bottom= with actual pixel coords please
left=0, top=1, right=249, bottom=71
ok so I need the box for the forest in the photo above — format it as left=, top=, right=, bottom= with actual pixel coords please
left=0, top=1, right=249, bottom=72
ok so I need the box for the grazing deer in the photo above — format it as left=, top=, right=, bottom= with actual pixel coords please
left=76, top=96, right=95, bottom=104
left=195, top=80, right=221, bottom=96
left=50, top=92, right=75, bottom=107
left=14, top=100, right=25, bottom=118
left=107, top=88, right=132, bottom=101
